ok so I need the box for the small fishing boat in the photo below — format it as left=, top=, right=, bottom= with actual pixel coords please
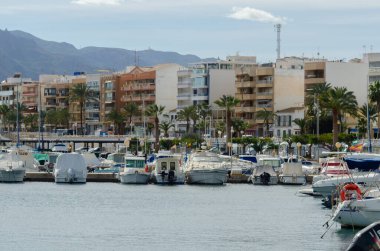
left=279, top=157, right=306, bottom=185
left=119, top=154, right=150, bottom=184
left=153, top=155, right=184, bottom=185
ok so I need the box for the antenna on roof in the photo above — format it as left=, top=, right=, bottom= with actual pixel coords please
left=274, top=24, right=281, bottom=59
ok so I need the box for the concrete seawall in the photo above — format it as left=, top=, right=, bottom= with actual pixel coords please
left=25, top=172, right=119, bottom=182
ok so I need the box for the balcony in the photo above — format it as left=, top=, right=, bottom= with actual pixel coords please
left=105, top=98, right=115, bottom=103
left=45, top=102, right=57, bottom=107
left=256, top=68, right=274, bottom=76
left=23, top=91, right=37, bottom=96
left=256, top=92, right=273, bottom=99
left=256, top=80, right=273, bottom=87
left=236, top=81, right=255, bottom=88
left=304, top=78, right=325, bottom=85
left=255, top=106, right=273, bottom=112
left=178, top=81, right=192, bottom=88
left=177, top=94, right=191, bottom=100
left=235, top=106, right=255, bottom=113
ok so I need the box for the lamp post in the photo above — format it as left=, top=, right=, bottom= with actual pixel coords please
left=16, top=74, right=21, bottom=147
left=230, top=126, right=234, bottom=155
left=335, top=141, right=342, bottom=152
left=313, top=93, right=320, bottom=159
left=217, top=130, right=222, bottom=152
left=296, top=142, right=301, bottom=158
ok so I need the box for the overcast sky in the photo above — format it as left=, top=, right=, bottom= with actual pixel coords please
left=1, top=0, right=380, bottom=63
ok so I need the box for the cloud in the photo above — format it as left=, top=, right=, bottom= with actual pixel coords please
left=71, top=0, right=123, bottom=6
left=228, top=7, right=287, bottom=24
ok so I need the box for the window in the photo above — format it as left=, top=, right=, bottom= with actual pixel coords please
left=170, top=162, right=176, bottom=171
left=161, top=162, right=167, bottom=171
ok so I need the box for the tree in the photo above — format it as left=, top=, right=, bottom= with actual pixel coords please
left=357, top=103, right=377, bottom=138
left=293, top=118, right=307, bottom=135
left=124, top=103, right=140, bottom=133
left=231, top=117, right=249, bottom=137
left=159, top=121, right=174, bottom=137
left=145, top=104, right=165, bottom=152
left=69, top=83, right=96, bottom=135
left=24, top=114, right=39, bottom=131
left=106, top=109, right=125, bottom=135
left=177, top=106, right=195, bottom=133
left=0, top=104, right=10, bottom=131
left=320, top=86, right=358, bottom=146
left=369, top=80, right=380, bottom=132
left=256, top=108, right=277, bottom=137
left=214, top=95, right=240, bottom=143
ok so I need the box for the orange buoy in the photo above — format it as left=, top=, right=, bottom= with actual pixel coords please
left=340, top=183, right=362, bottom=202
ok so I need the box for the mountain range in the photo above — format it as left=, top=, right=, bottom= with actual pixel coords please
left=0, top=29, right=204, bottom=81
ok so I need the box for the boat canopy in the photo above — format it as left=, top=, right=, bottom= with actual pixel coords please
left=55, top=153, right=86, bottom=172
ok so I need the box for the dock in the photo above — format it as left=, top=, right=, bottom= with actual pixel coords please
left=24, top=172, right=119, bottom=182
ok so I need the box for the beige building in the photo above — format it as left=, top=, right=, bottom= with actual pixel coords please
left=235, top=64, right=275, bottom=136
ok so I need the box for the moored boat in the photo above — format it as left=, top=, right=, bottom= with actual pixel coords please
left=54, top=153, right=87, bottom=183
left=0, top=149, right=26, bottom=182
left=185, top=151, right=228, bottom=185
left=153, top=155, right=184, bottom=184
left=119, top=154, right=150, bottom=184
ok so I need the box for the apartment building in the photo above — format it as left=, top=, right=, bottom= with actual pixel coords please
left=235, top=64, right=275, bottom=136
left=177, top=56, right=257, bottom=134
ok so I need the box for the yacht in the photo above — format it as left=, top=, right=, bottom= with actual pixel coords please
left=312, top=172, right=380, bottom=197
left=185, top=151, right=228, bottom=185
left=97, top=152, right=125, bottom=173
left=153, top=155, right=184, bottom=184
left=119, top=154, right=150, bottom=184
left=54, top=153, right=87, bottom=183
left=0, top=149, right=26, bottom=182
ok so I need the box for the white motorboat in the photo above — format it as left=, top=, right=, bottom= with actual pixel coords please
left=312, top=156, right=350, bottom=184
left=153, top=155, right=184, bottom=184
left=185, top=151, right=228, bottom=185
left=0, top=149, right=26, bottom=182
left=119, top=154, right=150, bottom=184
left=54, top=153, right=87, bottom=183
left=332, top=184, right=380, bottom=228
left=251, top=165, right=278, bottom=185
left=279, top=157, right=306, bottom=185
left=312, top=172, right=380, bottom=197
left=97, top=152, right=125, bottom=173
left=256, top=155, right=282, bottom=173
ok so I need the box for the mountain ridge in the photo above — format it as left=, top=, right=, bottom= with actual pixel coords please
left=0, top=29, right=204, bottom=80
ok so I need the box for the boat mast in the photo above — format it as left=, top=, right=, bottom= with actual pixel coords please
left=16, top=74, right=21, bottom=147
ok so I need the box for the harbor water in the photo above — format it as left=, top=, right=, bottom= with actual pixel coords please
left=0, top=183, right=356, bottom=250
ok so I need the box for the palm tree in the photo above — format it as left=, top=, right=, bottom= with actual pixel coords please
left=177, top=106, right=195, bottom=133
left=23, top=114, right=39, bottom=131
left=69, top=83, right=96, bottom=135
left=106, top=109, right=125, bottom=135
left=145, top=104, right=165, bottom=152
left=369, top=80, right=380, bottom=131
left=159, top=121, right=174, bottom=137
left=0, top=104, right=10, bottom=132
left=320, top=86, right=358, bottom=145
left=124, top=103, right=140, bottom=133
left=256, top=108, right=277, bottom=137
left=231, top=117, right=249, bottom=137
left=214, top=95, right=240, bottom=143
left=293, top=118, right=307, bottom=135
left=357, top=103, right=377, bottom=138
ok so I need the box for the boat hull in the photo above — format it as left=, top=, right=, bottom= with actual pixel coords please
left=119, top=173, right=150, bottom=184
left=279, top=175, right=306, bottom=185
left=0, top=169, right=25, bottom=182
left=154, top=173, right=185, bottom=185
left=186, top=169, right=228, bottom=185
left=54, top=170, right=87, bottom=183
left=252, top=175, right=278, bottom=185
left=333, top=199, right=380, bottom=227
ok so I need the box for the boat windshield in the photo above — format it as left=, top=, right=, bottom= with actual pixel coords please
left=193, top=156, right=222, bottom=162
left=260, top=159, right=281, bottom=167
left=48, top=155, right=59, bottom=163
left=125, top=159, right=145, bottom=168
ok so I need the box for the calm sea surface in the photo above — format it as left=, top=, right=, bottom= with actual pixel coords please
left=0, top=183, right=357, bottom=251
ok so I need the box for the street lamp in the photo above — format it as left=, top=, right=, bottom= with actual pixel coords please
left=227, top=142, right=232, bottom=156
left=335, top=142, right=342, bottom=151
left=217, top=130, right=222, bottom=152
left=296, top=142, right=301, bottom=157
left=240, top=130, right=244, bottom=138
